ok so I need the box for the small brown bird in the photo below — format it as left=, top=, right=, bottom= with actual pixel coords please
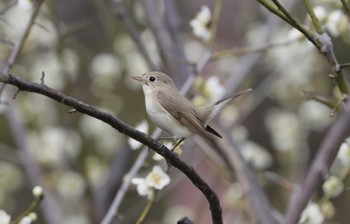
left=132, top=71, right=251, bottom=144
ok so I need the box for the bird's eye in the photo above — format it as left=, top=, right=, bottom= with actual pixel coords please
left=149, top=76, right=156, bottom=82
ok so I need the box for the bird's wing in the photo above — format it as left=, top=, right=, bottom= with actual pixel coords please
left=157, top=90, right=213, bottom=140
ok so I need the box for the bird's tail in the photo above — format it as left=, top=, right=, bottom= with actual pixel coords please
left=207, top=88, right=253, bottom=124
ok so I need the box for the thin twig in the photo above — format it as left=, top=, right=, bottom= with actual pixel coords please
left=340, top=62, right=350, bottom=69
left=258, top=0, right=319, bottom=48
left=257, top=0, right=349, bottom=95
left=10, top=195, right=43, bottom=224
left=208, top=0, right=223, bottom=48
left=135, top=189, right=158, bottom=224
left=211, top=38, right=302, bottom=60
left=100, top=144, right=153, bottom=224
left=303, top=0, right=323, bottom=34
left=302, top=90, right=338, bottom=109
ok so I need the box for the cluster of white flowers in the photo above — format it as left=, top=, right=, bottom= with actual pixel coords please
left=189, top=5, right=212, bottom=42
left=131, top=166, right=170, bottom=199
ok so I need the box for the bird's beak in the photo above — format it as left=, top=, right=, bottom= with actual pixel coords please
left=131, top=76, right=143, bottom=83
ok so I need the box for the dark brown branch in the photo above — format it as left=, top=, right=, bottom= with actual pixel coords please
left=285, top=99, right=350, bottom=224
left=1, top=74, right=223, bottom=224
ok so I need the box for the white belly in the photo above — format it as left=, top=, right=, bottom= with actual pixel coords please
left=145, top=95, right=193, bottom=138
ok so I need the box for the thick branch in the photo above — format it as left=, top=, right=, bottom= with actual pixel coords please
left=285, top=99, right=350, bottom=224
left=1, top=74, right=223, bottom=224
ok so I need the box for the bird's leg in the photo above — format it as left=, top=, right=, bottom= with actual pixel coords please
left=171, top=138, right=185, bottom=152
left=149, top=136, right=174, bottom=152
left=165, top=138, right=185, bottom=170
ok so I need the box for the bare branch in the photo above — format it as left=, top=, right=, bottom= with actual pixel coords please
left=285, top=100, right=350, bottom=224
left=1, top=73, right=224, bottom=224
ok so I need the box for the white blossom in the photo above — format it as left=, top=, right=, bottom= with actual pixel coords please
left=322, top=176, right=344, bottom=198
left=0, top=210, right=11, bottom=224
left=32, top=186, right=44, bottom=198
left=145, top=166, right=171, bottom=190
left=131, top=177, right=154, bottom=199
left=132, top=166, right=171, bottom=199
left=19, top=213, right=36, bottom=224
left=336, top=137, right=350, bottom=166
left=326, top=10, right=348, bottom=37
left=19, top=217, right=32, bottom=224
left=190, top=5, right=212, bottom=42
left=128, top=120, right=149, bottom=150
left=299, top=203, right=325, bottom=224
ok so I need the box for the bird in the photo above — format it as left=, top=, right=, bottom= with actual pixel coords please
left=132, top=71, right=251, bottom=147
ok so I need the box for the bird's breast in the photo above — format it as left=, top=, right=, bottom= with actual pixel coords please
left=144, top=94, right=192, bottom=138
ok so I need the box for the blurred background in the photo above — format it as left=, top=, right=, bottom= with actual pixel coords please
left=0, top=0, right=350, bottom=223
